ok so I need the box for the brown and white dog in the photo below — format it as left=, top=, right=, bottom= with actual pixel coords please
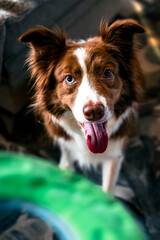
left=19, top=19, right=145, bottom=193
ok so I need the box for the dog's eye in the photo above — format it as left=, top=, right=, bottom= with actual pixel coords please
left=65, top=75, right=75, bottom=85
left=101, top=69, right=115, bottom=88
left=103, top=69, right=112, bottom=79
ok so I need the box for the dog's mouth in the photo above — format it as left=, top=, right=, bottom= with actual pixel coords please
left=80, top=121, right=108, bottom=154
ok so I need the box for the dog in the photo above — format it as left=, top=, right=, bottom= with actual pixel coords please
left=19, top=19, right=145, bottom=193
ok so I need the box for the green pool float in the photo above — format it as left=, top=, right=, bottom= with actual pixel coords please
left=0, top=151, right=147, bottom=240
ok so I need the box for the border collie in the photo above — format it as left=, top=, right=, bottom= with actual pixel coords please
left=19, top=19, right=145, bottom=193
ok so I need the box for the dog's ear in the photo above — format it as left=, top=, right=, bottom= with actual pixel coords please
left=100, top=19, right=145, bottom=52
left=19, top=26, right=67, bottom=91
left=19, top=26, right=66, bottom=55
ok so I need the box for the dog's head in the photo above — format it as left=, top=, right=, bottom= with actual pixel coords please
left=19, top=19, right=144, bottom=154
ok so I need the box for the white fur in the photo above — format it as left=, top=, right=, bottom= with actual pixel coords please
left=107, top=104, right=137, bottom=137
left=59, top=146, right=72, bottom=170
left=52, top=47, right=138, bottom=193
left=52, top=104, right=135, bottom=161
left=57, top=114, right=126, bottom=192
left=52, top=100, right=137, bottom=193
left=74, top=48, right=87, bottom=74
left=114, top=186, right=135, bottom=200
left=73, top=47, right=112, bottom=123
left=102, top=138, right=124, bottom=192
left=72, top=75, right=112, bottom=123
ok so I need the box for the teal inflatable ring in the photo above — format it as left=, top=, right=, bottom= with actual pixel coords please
left=0, top=151, right=146, bottom=240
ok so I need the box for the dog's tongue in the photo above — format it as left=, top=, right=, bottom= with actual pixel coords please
left=83, top=122, right=108, bottom=154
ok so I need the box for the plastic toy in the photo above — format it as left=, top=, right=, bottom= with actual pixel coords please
left=0, top=151, right=147, bottom=240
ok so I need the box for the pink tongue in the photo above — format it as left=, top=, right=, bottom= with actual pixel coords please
left=83, top=122, right=108, bottom=154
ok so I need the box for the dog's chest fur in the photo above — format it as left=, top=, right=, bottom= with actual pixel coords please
left=51, top=104, right=137, bottom=167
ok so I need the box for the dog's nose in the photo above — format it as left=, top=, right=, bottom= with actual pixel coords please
left=83, top=103, right=105, bottom=121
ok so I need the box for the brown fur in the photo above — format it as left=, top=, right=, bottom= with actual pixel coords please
left=19, top=19, right=145, bottom=140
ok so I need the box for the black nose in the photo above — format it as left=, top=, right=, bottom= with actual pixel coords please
left=83, top=103, right=105, bottom=121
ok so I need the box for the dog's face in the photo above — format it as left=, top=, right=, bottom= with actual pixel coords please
left=53, top=42, right=123, bottom=153
left=19, top=19, right=144, bottom=154
left=54, top=42, right=121, bottom=122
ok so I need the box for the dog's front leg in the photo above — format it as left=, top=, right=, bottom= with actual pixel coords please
left=102, top=157, right=123, bottom=193
left=59, top=145, right=72, bottom=170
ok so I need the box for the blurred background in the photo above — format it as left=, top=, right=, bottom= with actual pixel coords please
left=0, top=0, right=160, bottom=239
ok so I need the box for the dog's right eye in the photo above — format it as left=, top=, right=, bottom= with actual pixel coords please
left=65, top=75, right=75, bottom=85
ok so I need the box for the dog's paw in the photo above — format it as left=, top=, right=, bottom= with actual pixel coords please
left=59, top=159, right=73, bottom=171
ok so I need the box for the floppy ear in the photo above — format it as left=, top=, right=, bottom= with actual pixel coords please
left=19, top=26, right=66, bottom=56
left=19, top=26, right=67, bottom=90
left=100, top=19, right=145, bottom=54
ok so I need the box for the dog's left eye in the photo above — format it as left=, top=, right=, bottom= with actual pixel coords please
left=101, top=69, right=115, bottom=88
left=103, top=69, right=112, bottom=79
left=65, top=75, right=75, bottom=85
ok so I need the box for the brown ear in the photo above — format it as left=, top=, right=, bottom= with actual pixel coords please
left=19, top=26, right=66, bottom=53
left=100, top=19, right=145, bottom=52
left=19, top=26, right=67, bottom=91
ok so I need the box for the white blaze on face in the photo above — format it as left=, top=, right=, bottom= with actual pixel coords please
left=72, top=47, right=111, bottom=123
left=74, top=47, right=87, bottom=74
